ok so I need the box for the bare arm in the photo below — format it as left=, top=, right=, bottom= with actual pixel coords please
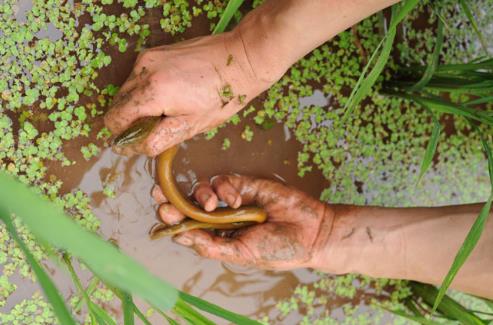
left=105, top=0, right=400, bottom=156
left=313, top=204, right=493, bottom=298
left=154, top=175, right=493, bottom=299
left=237, top=0, right=401, bottom=83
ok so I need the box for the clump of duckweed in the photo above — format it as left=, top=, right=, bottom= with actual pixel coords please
left=269, top=274, right=412, bottom=324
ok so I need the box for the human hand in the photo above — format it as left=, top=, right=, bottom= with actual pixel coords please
left=104, top=31, right=278, bottom=157
left=152, top=175, right=335, bottom=271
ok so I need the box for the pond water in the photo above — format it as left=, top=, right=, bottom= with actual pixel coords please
left=3, top=0, right=492, bottom=323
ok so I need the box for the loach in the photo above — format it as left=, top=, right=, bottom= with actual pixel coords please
left=112, top=118, right=267, bottom=238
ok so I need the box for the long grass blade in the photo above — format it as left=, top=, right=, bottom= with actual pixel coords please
left=179, top=292, right=261, bottom=325
left=159, top=310, right=180, bottom=325
left=459, top=0, right=489, bottom=55
left=0, top=171, right=178, bottom=311
left=212, top=0, right=244, bottom=34
left=385, top=308, right=442, bottom=325
left=133, top=306, right=153, bottom=325
left=411, top=282, right=486, bottom=324
left=417, top=113, right=441, bottom=184
left=385, top=91, right=493, bottom=126
left=344, top=0, right=419, bottom=119
left=121, top=291, right=135, bottom=325
left=343, top=18, right=396, bottom=119
left=389, top=0, right=420, bottom=30
left=464, top=96, right=493, bottom=107
left=0, top=214, right=77, bottom=325
left=431, top=124, right=493, bottom=313
left=480, top=134, right=493, bottom=187
left=174, top=299, right=216, bottom=325
left=63, top=254, right=116, bottom=325
left=433, top=193, right=493, bottom=312
left=409, top=18, right=444, bottom=91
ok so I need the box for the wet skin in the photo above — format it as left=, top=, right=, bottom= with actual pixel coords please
left=114, top=118, right=268, bottom=238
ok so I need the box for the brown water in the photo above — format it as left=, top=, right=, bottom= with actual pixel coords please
left=73, top=118, right=328, bottom=322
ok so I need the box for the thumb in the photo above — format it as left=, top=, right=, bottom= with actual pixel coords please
left=173, top=230, right=256, bottom=266
left=136, top=116, right=192, bottom=157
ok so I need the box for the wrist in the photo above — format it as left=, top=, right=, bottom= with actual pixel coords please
left=231, top=2, right=294, bottom=86
left=309, top=204, right=358, bottom=274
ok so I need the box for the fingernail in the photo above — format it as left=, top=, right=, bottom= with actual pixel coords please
left=174, top=234, right=193, bottom=247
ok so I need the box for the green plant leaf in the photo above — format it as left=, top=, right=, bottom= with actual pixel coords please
left=212, top=0, right=244, bottom=34
left=459, top=0, right=489, bottom=55
left=0, top=214, right=77, bottom=325
left=385, top=307, right=442, bottom=325
left=179, top=292, right=262, bottom=325
left=389, top=0, right=420, bottom=30
left=174, top=299, right=216, bottom=325
left=411, top=282, right=486, bottom=324
left=0, top=171, right=178, bottom=311
left=121, top=292, right=135, bottom=325
left=385, top=91, right=493, bottom=126
left=344, top=0, right=419, bottom=119
left=464, top=96, right=493, bottom=107
left=433, top=193, right=493, bottom=313
left=63, top=254, right=115, bottom=325
left=409, top=18, right=444, bottom=91
left=416, top=113, right=441, bottom=184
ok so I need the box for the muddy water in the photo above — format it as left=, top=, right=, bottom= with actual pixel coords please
left=76, top=116, right=329, bottom=322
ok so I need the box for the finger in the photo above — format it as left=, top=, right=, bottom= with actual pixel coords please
left=137, top=116, right=192, bottom=157
left=158, top=203, right=185, bottom=225
left=173, top=230, right=256, bottom=266
left=104, top=84, right=163, bottom=136
left=151, top=185, right=168, bottom=204
left=211, top=175, right=242, bottom=208
left=192, top=181, right=218, bottom=212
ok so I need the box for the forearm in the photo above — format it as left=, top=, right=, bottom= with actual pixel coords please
left=234, top=0, right=400, bottom=83
left=313, top=203, right=493, bottom=298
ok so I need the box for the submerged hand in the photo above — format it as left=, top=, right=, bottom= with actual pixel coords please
left=104, top=31, right=276, bottom=157
left=152, top=175, right=334, bottom=271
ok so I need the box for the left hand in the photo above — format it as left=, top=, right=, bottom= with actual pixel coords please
left=151, top=174, right=334, bottom=271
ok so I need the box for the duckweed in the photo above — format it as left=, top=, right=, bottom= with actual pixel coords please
left=1, top=0, right=492, bottom=323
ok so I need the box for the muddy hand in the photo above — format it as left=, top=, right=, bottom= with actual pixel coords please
left=152, top=175, right=334, bottom=271
left=104, top=31, right=276, bottom=157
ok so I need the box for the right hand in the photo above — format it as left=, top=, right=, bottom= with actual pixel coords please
left=152, top=175, right=335, bottom=271
left=104, top=31, right=278, bottom=157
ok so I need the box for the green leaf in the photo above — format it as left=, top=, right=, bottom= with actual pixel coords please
left=409, top=18, right=444, bottom=91
left=388, top=0, right=420, bottom=30
left=344, top=0, right=419, bottom=119
left=212, top=0, right=244, bottom=34
left=385, top=307, right=442, bottom=325
left=417, top=114, right=442, bottom=184
left=121, top=292, right=135, bottom=325
left=385, top=91, right=493, bottom=126
left=411, top=282, right=486, bottom=325
left=0, top=171, right=178, bottom=311
left=459, top=0, right=489, bottom=55
left=433, top=195, right=493, bottom=313
left=179, top=292, right=262, bottom=325
left=174, top=299, right=216, bottom=325
left=63, top=255, right=115, bottom=325
left=0, top=214, right=77, bottom=325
